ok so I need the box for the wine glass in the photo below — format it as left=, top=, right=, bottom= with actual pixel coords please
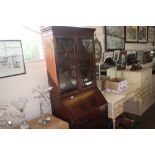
left=11, top=97, right=30, bottom=129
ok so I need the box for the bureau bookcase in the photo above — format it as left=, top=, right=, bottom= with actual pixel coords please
left=41, top=27, right=109, bottom=128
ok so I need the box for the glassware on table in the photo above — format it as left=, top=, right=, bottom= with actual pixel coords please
left=11, top=97, right=30, bottom=129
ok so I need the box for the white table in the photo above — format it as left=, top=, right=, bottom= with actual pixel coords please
left=102, top=85, right=141, bottom=128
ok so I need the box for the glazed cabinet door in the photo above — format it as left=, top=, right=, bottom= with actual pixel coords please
left=77, top=37, right=95, bottom=88
left=54, top=36, right=78, bottom=94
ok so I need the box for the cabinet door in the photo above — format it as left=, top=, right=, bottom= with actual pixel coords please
left=77, top=37, right=95, bottom=88
left=55, top=36, right=78, bottom=94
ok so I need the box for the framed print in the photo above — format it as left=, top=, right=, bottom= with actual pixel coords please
left=125, top=26, right=138, bottom=42
left=106, top=36, right=125, bottom=51
left=102, top=52, right=115, bottom=69
left=113, top=50, right=120, bottom=62
left=126, top=53, right=137, bottom=66
left=105, top=26, right=125, bottom=51
left=136, top=51, right=144, bottom=64
left=138, top=26, right=147, bottom=43
left=0, top=40, right=26, bottom=78
left=148, top=26, right=155, bottom=43
left=117, top=51, right=127, bottom=70
left=103, top=51, right=113, bottom=60
left=106, top=26, right=124, bottom=38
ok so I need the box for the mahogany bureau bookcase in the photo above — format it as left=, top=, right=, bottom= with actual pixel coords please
left=41, top=26, right=109, bottom=129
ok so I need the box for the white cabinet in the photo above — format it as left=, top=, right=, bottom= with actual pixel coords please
left=107, top=68, right=152, bottom=115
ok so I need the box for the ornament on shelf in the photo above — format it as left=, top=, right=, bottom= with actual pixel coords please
left=11, top=97, right=30, bottom=129
left=0, top=104, right=16, bottom=128
left=32, top=85, right=53, bottom=126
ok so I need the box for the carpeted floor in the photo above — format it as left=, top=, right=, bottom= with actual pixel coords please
left=138, top=103, right=155, bottom=129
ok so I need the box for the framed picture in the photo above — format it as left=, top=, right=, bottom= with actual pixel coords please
left=148, top=26, right=155, bottom=43
left=105, top=26, right=125, bottom=51
left=127, top=53, right=137, bottom=66
left=117, top=51, right=127, bottom=70
left=106, top=26, right=124, bottom=38
left=138, top=26, right=148, bottom=43
left=125, top=26, right=138, bottom=42
left=103, top=51, right=113, bottom=60
left=136, top=51, right=144, bottom=64
left=113, top=50, right=120, bottom=62
left=0, top=40, right=26, bottom=78
left=102, top=52, right=115, bottom=69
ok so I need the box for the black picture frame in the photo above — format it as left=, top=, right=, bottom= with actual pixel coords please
left=105, top=26, right=125, bottom=51
left=125, top=26, right=138, bottom=43
left=138, top=26, right=148, bottom=43
left=0, top=40, right=26, bottom=78
left=148, top=26, right=155, bottom=43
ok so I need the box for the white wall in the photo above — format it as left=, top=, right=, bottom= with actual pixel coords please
left=0, top=60, right=52, bottom=127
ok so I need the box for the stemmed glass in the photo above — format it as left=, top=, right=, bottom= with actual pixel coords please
left=11, top=97, right=30, bottom=129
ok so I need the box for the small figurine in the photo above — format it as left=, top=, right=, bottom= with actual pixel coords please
left=130, top=60, right=142, bottom=71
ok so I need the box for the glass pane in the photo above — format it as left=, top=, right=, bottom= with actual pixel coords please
left=56, top=37, right=77, bottom=94
left=79, top=38, right=94, bottom=87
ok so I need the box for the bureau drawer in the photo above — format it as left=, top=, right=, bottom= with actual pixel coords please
left=114, top=106, right=123, bottom=118
left=140, top=85, right=151, bottom=95
left=141, top=94, right=151, bottom=102
left=113, top=101, right=123, bottom=118
left=127, top=90, right=139, bottom=100
left=114, top=100, right=123, bottom=110
left=71, top=104, right=108, bottom=128
left=141, top=92, right=151, bottom=100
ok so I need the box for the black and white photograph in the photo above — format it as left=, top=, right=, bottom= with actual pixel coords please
left=103, top=51, right=113, bottom=59
left=105, top=26, right=125, bottom=51
left=148, top=26, right=155, bottom=43
left=113, top=50, right=120, bottom=62
left=125, top=26, right=138, bottom=42
left=0, top=40, right=26, bottom=78
left=138, top=26, right=148, bottom=43
left=136, top=51, right=144, bottom=64
left=106, top=36, right=125, bottom=51
left=106, top=26, right=124, bottom=38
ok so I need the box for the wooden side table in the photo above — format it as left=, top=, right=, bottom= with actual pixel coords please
left=16, top=114, right=69, bottom=129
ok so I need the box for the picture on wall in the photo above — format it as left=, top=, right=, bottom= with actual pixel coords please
left=105, top=26, right=125, bottom=51
left=0, top=40, right=26, bottom=78
left=125, top=26, right=138, bottom=42
left=106, top=26, right=124, bottom=38
left=136, top=51, right=144, bottom=64
left=117, top=51, right=127, bottom=70
left=103, top=51, right=113, bottom=59
left=113, top=50, right=120, bottom=62
left=138, top=26, right=148, bottom=43
left=148, top=26, right=155, bottom=43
